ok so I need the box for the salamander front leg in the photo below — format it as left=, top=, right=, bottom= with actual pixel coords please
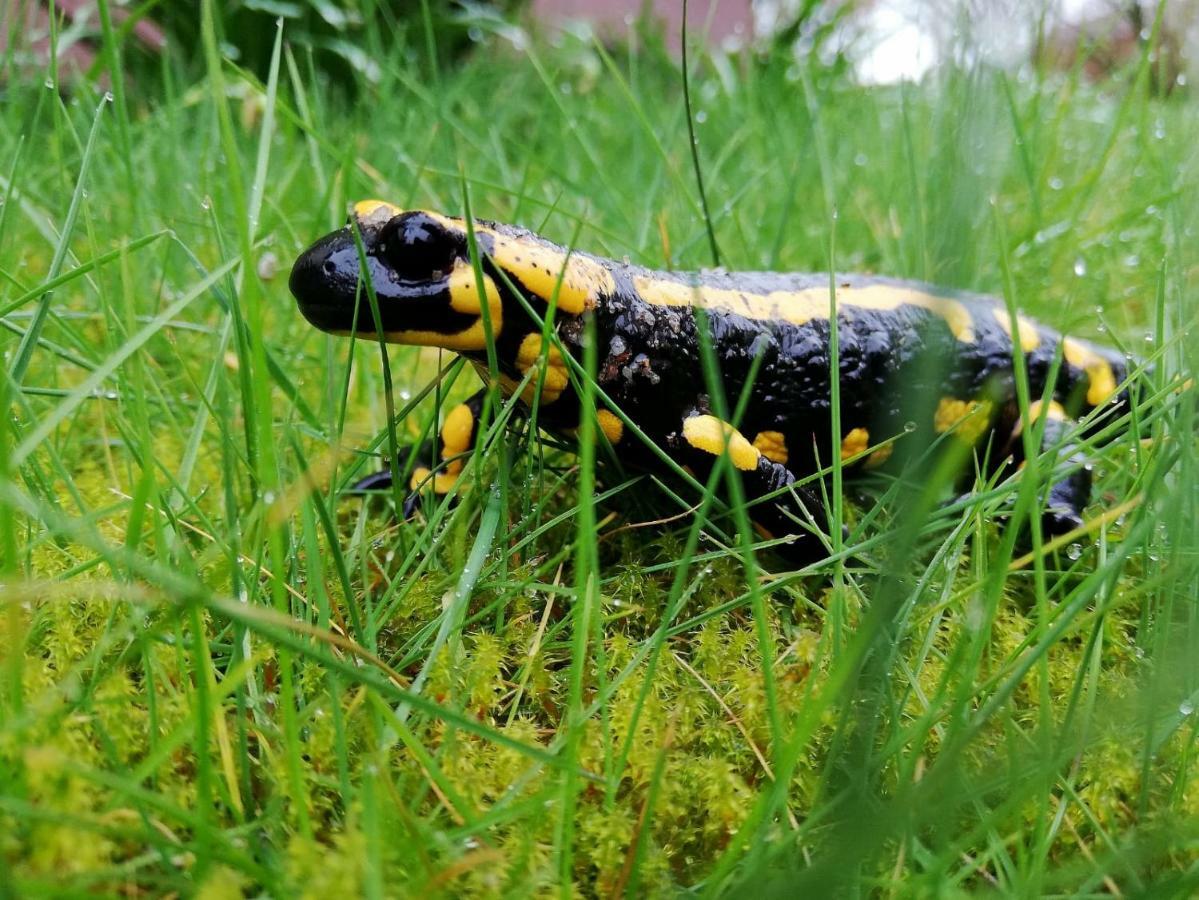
left=996, top=400, right=1092, bottom=537
left=671, top=413, right=833, bottom=563
left=347, top=390, right=486, bottom=517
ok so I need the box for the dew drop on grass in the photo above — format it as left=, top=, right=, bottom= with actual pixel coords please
left=263, top=491, right=276, bottom=505
left=104, top=91, right=114, bottom=103
left=903, top=421, right=917, bottom=433
left=854, top=153, right=868, bottom=167
left=1181, top=701, right=1194, bottom=717
left=1073, top=258, right=1087, bottom=277
left=1066, top=543, right=1083, bottom=560
left=1049, top=176, right=1064, bottom=190
left=694, top=110, right=708, bottom=124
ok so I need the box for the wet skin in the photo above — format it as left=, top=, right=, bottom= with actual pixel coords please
left=290, top=201, right=1137, bottom=561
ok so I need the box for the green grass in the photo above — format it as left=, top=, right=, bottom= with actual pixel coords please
left=1, top=8, right=1198, bottom=896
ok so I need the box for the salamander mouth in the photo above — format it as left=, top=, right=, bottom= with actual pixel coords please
left=290, top=227, right=481, bottom=338
left=289, top=227, right=361, bottom=331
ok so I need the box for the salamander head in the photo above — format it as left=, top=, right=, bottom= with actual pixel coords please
left=289, top=201, right=503, bottom=352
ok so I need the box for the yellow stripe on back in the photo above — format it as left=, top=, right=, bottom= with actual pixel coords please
left=992, top=308, right=1042, bottom=352
left=416, top=209, right=615, bottom=315
left=485, top=235, right=615, bottom=315
left=631, top=277, right=977, bottom=343
left=1063, top=337, right=1118, bottom=406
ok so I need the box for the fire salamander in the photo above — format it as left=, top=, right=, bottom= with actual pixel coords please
left=289, top=200, right=1136, bottom=562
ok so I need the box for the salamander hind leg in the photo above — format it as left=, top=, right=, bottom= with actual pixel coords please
left=348, top=389, right=486, bottom=517
left=671, top=412, right=834, bottom=563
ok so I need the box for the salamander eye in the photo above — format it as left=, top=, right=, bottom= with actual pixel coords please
left=377, top=212, right=459, bottom=283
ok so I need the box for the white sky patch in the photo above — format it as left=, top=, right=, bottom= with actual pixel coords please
left=853, top=4, right=939, bottom=85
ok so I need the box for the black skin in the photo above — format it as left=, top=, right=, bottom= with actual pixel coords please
left=290, top=208, right=1136, bottom=562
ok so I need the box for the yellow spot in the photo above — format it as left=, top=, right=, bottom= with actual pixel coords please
left=992, top=308, right=1041, bottom=352
left=934, top=397, right=994, bottom=444
left=1026, top=399, right=1066, bottom=422
left=865, top=442, right=894, bottom=468
left=840, top=427, right=870, bottom=460
left=632, top=277, right=976, bottom=343
left=448, top=264, right=502, bottom=318
left=515, top=333, right=570, bottom=404
left=441, top=403, right=475, bottom=460
left=353, top=199, right=403, bottom=223
left=752, top=430, right=788, bottom=464
left=1063, top=338, right=1118, bottom=406
left=597, top=410, right=624, bottom=444
left=409, top=465, right=460, bottom=495
left=385, top=262, right=503, bottom=351
left=1011, top=400, right=1068, bottom=442
left=682, top=415, right=761, bottom=471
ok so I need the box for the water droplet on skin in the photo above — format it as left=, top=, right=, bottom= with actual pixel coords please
left=1073, top=258, right=1087, bottom=277
left=1066, top=543, right=1083, bottom=560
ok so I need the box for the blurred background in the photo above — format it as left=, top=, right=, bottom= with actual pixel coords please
left=3, top=0, right=1196, bottom=93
